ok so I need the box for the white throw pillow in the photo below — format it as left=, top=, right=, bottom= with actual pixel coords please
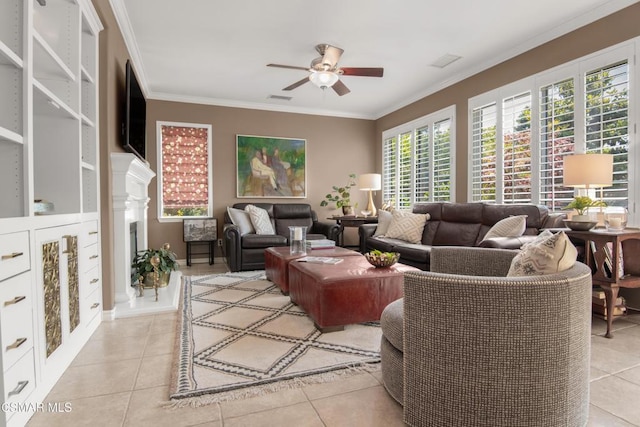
left=507, top=230, right=577, bottom=276
left=374, top=210, right=393, bottom=236
left=227, top=207, right=255, bottom=235
left=385, top=210, right=430, bottom=244
left=483, top=215, right=527, bottom=240
left=245, top=205, right=275, bottom=235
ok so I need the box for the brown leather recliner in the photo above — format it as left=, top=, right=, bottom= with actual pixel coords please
left=223, top=203, right=340, bottom=272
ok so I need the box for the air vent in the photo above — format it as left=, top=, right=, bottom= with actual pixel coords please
left=430, top=54, right=462, bottom=69
left=267, top=95, right=292, bottom=101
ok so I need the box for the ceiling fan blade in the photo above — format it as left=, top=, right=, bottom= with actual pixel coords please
left=267, top=63, right=309, bottom=71
left=332, top=79, right=350, bottom=96
left=340, top=67, right=384, bottom=77
left=283, top=77, right=310, bottom=91
left=321, top=45, right=344, bottom=68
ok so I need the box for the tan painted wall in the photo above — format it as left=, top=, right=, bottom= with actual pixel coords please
left=146, top=101, right=377, bottom=257
left=375, top=2, right=640, bottom=202
left=93, top=0, right=132, bottom=311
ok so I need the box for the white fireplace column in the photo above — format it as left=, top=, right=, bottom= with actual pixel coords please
left=111, top=153, right=156, bottom=304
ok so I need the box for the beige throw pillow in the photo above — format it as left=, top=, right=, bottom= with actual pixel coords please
left=385, top=210, right=430, bottom=244
left=507, top=230, right=577, bottom=276
left=483, top=215, right=527, bottom=240
left=245, top=205, right=275, bottom=235
left=227, top=207, right=255, bottom=235
left=374, top=210, right=393, bottom=237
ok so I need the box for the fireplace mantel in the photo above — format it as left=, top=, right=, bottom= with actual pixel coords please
left=111, top=153, right=155, bottom=305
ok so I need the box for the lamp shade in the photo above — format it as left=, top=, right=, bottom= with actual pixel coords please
left=358, top=173, right=382, bottom=191
left=563, top=154, right=613, bottom=188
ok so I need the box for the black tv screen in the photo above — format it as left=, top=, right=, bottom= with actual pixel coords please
left=123, top=60, right=146, bottom=161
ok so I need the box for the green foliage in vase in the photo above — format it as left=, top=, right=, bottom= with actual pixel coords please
left=320, top=173, right=356, bottom=209
left=564, top=196, right=606, bottom=216
left=131, top=243, right=178, bottom=284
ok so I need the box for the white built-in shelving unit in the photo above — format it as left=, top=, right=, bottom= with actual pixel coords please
left=0, top=1, right=103, bottom=425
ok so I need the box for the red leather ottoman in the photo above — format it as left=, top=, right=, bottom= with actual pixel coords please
left=265, top=246, right=360, bottom=294
left=288, top=256, right=419, bottom=332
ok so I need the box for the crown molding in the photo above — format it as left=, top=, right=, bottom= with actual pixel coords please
left=108, top=0, right=150, bottom=97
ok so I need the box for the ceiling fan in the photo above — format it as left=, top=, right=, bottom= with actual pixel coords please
left=267, top=44, right=384, bottom=96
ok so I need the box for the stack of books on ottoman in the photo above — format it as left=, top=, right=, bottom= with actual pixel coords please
left=592, top=288, right=626, bottom=318
left=306, top=239, right=336, bottom=250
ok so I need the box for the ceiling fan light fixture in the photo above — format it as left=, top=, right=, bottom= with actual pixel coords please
left=309, top=70, right=339, bottom=89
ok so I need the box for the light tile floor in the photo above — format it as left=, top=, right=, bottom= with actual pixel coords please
left=27, top=262, right=640, bottom=426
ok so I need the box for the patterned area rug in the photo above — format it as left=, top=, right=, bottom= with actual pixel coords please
left=169, top=271, right=381, bottom=405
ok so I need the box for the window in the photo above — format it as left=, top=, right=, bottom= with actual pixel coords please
left=585, top=62, right=629, bottom=207
left=157, top=122, right=213, bottom=219
left=471, top=104, right=497, bottom=201
left=502, top=92, right=532, bottom=203
left=539, top=78, right=575, bottom=211
left=382, top=106, right=455, bottom=209
left=469, top=46, right=631, bottom=216
left=470, top=92, right=534, bottom=203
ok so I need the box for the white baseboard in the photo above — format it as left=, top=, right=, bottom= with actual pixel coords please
left=102, top=308, right=116, bottom=321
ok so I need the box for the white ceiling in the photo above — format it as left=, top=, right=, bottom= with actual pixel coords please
left=111, top=0, right=637, bottom=120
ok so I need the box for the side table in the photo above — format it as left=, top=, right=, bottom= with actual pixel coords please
left=328, top=216, right=378, bottom=247
left=183, top=218, right=217, bottom=267
left=565, top=228, right=640, bottom=338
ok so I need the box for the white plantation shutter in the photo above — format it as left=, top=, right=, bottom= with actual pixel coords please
left=414, top=126, right=429, bottom=203
left=398, top=132, right=412, bottom=210
left=470, top=54, right=632, bottom=217
left=432, top=119, right=451, bottom=201
left=585, top=61, right=629, bottom=207
left=539, top=78, right=575, bottom=211
left=382, top=136, right=396, bottom=207
left=502, top=92, right=532, bottom=203
left=471, top=104, right=497, bottom=201
left=382, top=107, right=455, bottom=209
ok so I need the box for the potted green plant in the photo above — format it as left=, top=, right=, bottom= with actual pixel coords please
left=131, top=243, right=179, bottom=288
left=320, top=173, right=357, bottom=215
left=564, top=196, right=606, bottom=221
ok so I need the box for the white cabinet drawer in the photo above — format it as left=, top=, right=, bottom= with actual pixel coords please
left=81, top=243, right=99, bottom=272
left=3, top=349, right=35, bottom=405
left=81, top=285, right=101, bottom=325
left=81, top=221, right=99, bottom=248
left=81, top=265, right=100, bottom=299
left=0, top=273, right=33, bottom=371
left=0, top=232, right=30, bottom=282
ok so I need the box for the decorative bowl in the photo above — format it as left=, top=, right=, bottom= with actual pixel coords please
left=365, top=251, right=400, bottom=268
left=34, top=200, right=54, bottom=215
left=563, top=220, right=598, bottom=231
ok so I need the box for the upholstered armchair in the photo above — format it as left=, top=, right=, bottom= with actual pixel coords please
left=381, top=246, right=592, bottom=427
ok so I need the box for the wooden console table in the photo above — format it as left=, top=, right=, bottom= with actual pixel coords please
left=328, top=216, right=378, bottom=247
left=565, top=228, right=640, bottom=338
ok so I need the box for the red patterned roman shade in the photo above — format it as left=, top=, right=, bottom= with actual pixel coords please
left=161, top=125, right=209, bottom=215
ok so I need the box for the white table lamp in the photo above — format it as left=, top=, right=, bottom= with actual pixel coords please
left=563, top=153, right=613, bottom=222
left=563, top=153, right=613, bottom=189
left=358, top=173, right=382, bottom=217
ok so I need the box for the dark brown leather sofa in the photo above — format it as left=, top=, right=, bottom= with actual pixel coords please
left=223, top=203, right=341, bottom=272
left=359, top=202, right=565, bottom=270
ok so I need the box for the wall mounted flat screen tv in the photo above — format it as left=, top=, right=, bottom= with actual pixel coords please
left=122, top=60, right=146, bottom=161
